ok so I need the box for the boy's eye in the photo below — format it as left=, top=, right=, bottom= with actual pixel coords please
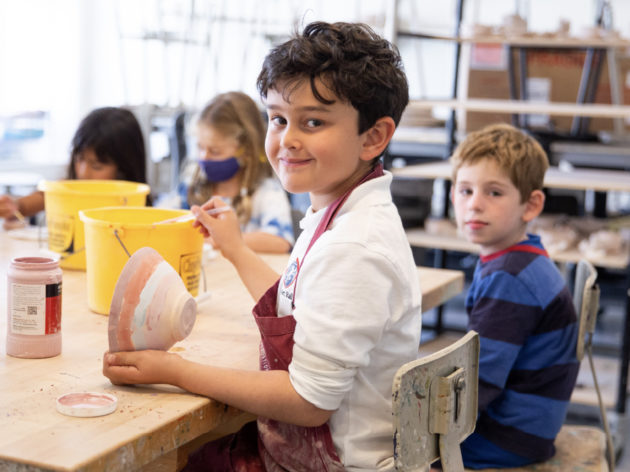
left=458, top=188, right=472, bottom=196
left=270, top=115, right=286, bottom=126
left=305, top=119, right=322, bottom=128
left=489, top=190, right=502, bottom=197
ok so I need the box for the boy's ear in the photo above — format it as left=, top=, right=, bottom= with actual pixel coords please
left=522, top=189, right=545, bottom=223
left=359, top=117, right=396, bottom=162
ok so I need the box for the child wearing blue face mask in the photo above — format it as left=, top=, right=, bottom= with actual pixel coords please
left=181, top=91, right=294, bottom=253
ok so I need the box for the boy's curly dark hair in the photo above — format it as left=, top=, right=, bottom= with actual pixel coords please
left=257, top=21, right=409, bottom=134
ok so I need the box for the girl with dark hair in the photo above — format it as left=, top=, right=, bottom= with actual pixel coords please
left=0, top=107, right=150, bottom=228
left=66, top=107, right=147, bottom=183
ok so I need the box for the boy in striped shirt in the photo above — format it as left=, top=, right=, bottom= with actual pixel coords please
left=450, top=123, right=579, bottom=468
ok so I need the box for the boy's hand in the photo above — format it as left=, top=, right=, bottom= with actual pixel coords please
left=191, top=197, right=246, bottom=261
left=103, top=350, right=182, bottom=386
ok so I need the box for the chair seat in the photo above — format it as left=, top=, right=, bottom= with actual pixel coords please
left=466, top=425, right=608, bottom=472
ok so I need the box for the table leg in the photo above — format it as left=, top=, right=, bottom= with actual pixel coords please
left=433, top=248, right=446, bottom=334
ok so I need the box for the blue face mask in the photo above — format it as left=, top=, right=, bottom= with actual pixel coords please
left=198, top=157, right=240, bottom=182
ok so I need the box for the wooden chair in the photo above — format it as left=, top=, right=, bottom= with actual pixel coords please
left=570, top=260, right=614, bottom=470
left=472, top=259, right=611, bottom=472
left=392, top=330, right=480, bottom=471
left=468, top=425, right=609, bottom=472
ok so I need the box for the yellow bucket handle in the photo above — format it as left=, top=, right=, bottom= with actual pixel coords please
left=109, top=224, right=132, bottom=259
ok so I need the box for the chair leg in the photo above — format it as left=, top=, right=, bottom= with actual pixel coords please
left=440, top=433, right=464, bottom=472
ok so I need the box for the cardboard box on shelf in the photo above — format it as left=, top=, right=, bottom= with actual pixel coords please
left=463, top=43, right=630, bottom=134
left=464, top=43, right=511, bottom=131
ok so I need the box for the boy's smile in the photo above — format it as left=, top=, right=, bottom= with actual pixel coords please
left=452, top=159, right=542, bottom=256
left=264, top=79, right=376, bottom=211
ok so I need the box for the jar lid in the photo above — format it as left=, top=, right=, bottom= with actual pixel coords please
left=56, top=392, right=118, bottom=417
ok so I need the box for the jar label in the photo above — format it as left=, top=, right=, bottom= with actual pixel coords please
left=10, top=282, right=62, bottom=335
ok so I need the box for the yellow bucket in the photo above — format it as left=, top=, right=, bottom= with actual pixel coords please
left=79, top=207, right=204, bottom=315
left=38, top=180, right=150, bottom=270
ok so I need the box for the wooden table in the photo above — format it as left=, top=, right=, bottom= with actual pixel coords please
left=0, top=230, right=464, bottom=471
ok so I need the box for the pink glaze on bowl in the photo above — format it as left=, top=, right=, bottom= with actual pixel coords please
left=108, top=247, right=197, bottom=352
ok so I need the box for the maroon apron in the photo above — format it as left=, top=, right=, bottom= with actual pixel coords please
left=184, top=165, right=384, bottom=472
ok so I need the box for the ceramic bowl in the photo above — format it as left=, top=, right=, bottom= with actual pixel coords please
left=108, top=246, right=197, bottom=352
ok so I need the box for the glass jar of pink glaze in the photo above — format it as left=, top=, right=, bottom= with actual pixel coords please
left=6, top=257, right=62, bottom=358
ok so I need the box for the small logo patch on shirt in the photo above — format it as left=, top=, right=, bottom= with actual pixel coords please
left=283, top=258, right=299, bottom=288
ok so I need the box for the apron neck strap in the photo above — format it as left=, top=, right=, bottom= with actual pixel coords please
left=304, top=163, right=384, bottom=256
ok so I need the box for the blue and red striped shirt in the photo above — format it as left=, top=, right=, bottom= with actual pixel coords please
left=461, top=234, right=579, bottom=468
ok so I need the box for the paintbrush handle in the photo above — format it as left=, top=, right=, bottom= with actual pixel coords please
left=156, top=206, right=231, bottom=225
left=13, top=210, right=27, bottom=224
left=203, top=206, right=231, bottom=217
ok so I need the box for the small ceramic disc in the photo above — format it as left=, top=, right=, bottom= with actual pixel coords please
left=56, top=392, right=118, bottom=418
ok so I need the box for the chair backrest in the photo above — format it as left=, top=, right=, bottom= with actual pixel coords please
left=573, top=259, right=599, bottom=361
left=571, top=260, right=614, bottom=470
left=392, top=331, right=480, bottom=472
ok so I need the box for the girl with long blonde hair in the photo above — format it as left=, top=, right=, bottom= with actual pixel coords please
left=184, top=91, right=293, bottom=253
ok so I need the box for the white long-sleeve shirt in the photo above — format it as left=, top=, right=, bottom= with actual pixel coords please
left=277, top=171, right=422, bottom=471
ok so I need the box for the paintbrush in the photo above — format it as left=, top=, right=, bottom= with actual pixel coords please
left=13, top=210, right=27, bottom=224
left=155, top=206, right=231, bottom=225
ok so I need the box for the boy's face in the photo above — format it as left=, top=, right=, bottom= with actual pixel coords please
left=451, top=159, right=542, bottom=256
left=264, top=79, right=375, bottom=211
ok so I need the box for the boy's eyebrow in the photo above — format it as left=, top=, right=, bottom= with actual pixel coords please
left=456, top=179, right=511, bottom=187
left=266, top=103, right=332, bottom=113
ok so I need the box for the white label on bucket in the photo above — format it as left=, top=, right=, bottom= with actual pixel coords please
left=47, top=212, right=75, bottom=253
left=179, top=251, right=202, bottom=295
left=10, top=283, right=46, bottom=335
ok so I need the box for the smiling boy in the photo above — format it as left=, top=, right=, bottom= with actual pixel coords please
left=450, top=123, right=579, bottom=468
left=103, top=21, right=422, bottom=471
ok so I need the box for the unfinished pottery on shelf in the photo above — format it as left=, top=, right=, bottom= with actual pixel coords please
left=108, top=246, right=197, bottom=352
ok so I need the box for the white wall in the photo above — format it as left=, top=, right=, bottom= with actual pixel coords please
left=0, top=0, right=82, bottom=170
left=0, top=0, right=377, bottom=170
